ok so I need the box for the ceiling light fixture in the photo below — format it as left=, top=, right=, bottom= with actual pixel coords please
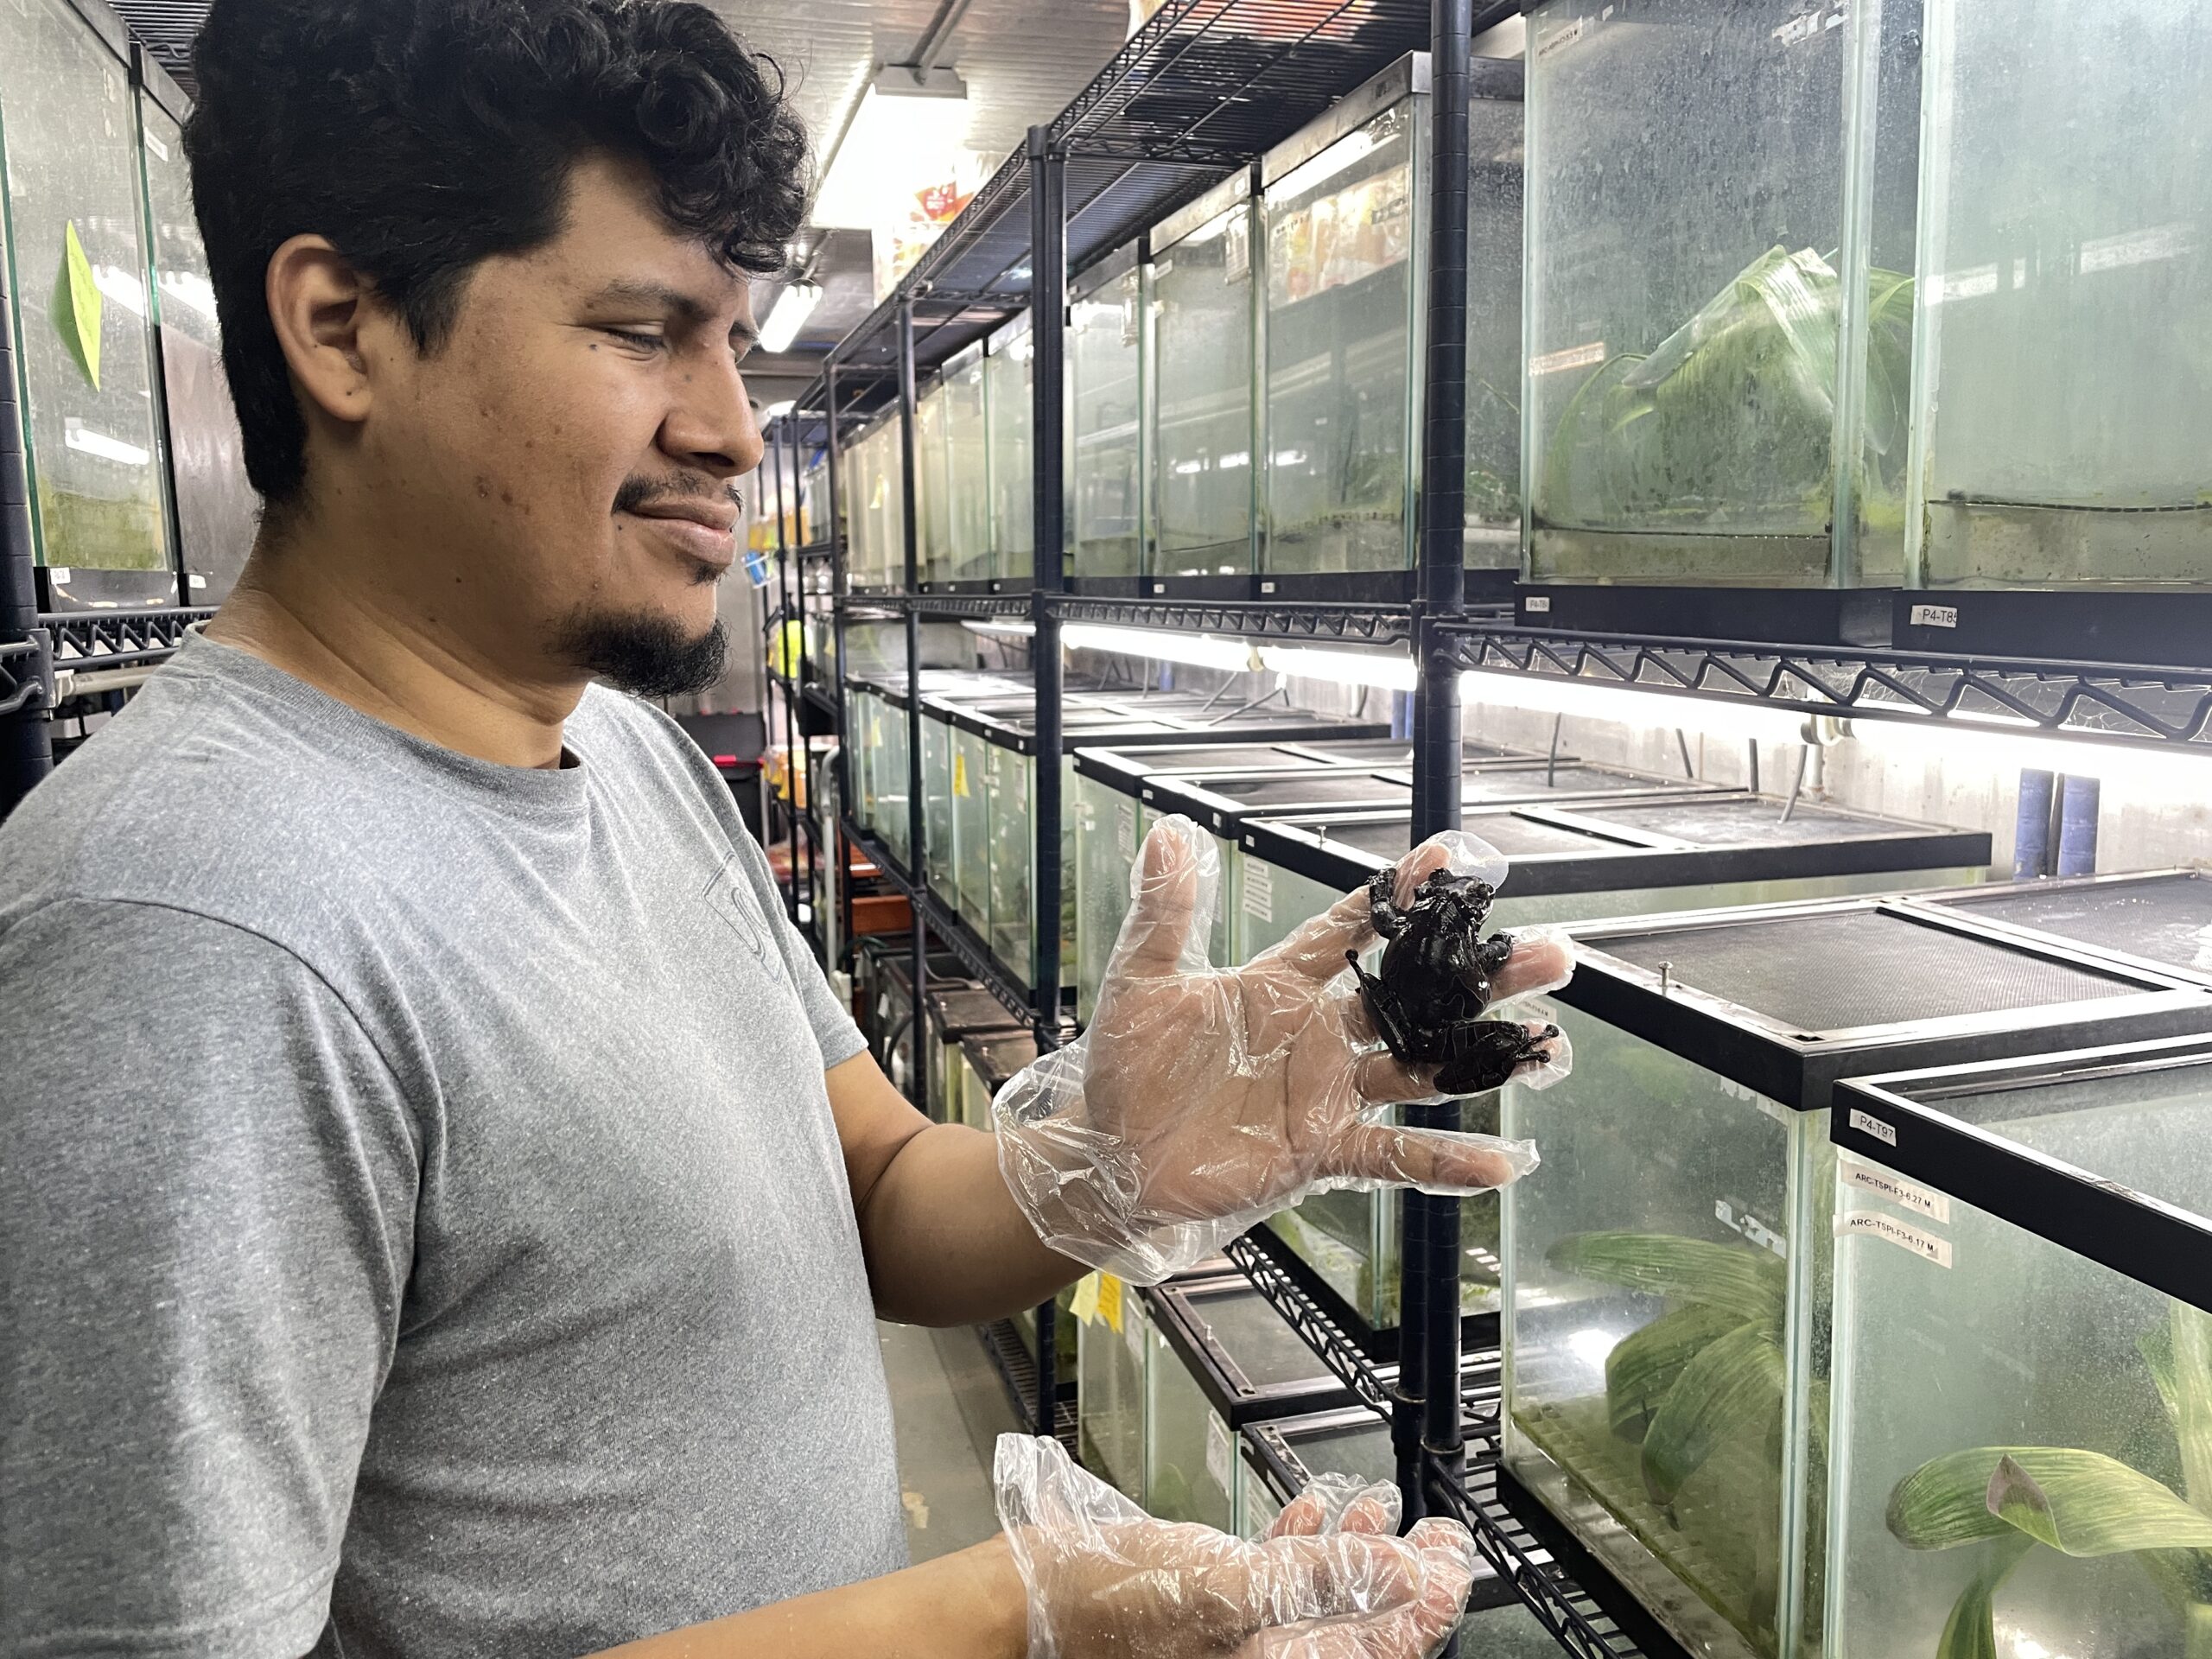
left=758, top=283, right=822, bottom=354
left=811, top=65, right=974, bottom=232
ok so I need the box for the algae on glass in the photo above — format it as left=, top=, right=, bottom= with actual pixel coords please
left=1906, top=0, right=2212, bottom=589
left=0, top=0, right=172, bottom=583
left=1522, top=0, right=1923, bottom=586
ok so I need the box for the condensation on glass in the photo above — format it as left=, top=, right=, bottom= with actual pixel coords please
left=1149, top=175, right=1258, bottom=579
left=1906, top=0, right=2212, bottom=589
left=1068, top=254, right=1147, bottom=580
left=0, top=0, right=173, bottom=601
left=1522, top=0, right=1923, bottom=588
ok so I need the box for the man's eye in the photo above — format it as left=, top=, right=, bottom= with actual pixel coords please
left=605, top=328, right=664, bottom=352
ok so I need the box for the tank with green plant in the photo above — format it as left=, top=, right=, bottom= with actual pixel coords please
left=1827, top=1039, right=2212, bottom=1659
left=1522, top=0, right=1924, bottom=587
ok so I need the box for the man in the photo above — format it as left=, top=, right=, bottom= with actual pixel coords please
left=0, top=2, right=1565, bottom=1654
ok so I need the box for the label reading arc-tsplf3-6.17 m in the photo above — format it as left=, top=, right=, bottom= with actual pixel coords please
left=1836, top=1209, right=1954, bottom=1269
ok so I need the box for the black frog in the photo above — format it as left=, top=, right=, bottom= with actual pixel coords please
left=1347, top=868, right=1560, bottom=1096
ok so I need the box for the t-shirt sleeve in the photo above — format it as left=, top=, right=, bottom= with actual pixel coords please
left=729, top=826, right=868, bottom=1071
left=0, top=898, right=420, bottom=1659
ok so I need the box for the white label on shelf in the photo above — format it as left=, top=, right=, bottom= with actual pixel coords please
left=1243, top=860, right=1274, bottom=923
left=1838, top=1209, right=1954, bottom=1268
left=1840, top=1157, right=1951, bottom=1223
left=48, top=568, right=70, bottom=584
left=1523, top=595, right=1553, bottom=614
left=1848, top=1108, right=1898, bottom=1147
left=1910, top=604, right=1961, bottom=630
left=1773, top=10, right=1823, bottom=47
left=1260, top=581, right=1277, bottom=594
left=1206, top=1413, right=1234, bottom=1493
left=187, top=573, right=207, bottom=589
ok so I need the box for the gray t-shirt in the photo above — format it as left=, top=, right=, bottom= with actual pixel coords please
left=0, top=637, right=903, bottom=1658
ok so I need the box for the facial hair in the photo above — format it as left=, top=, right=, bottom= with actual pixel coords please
left=547, top=607, right=731, bottom=699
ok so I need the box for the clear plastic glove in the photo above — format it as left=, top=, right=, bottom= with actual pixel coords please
left=993, top=816, right=1573, bottom=1283
left=996, top=1434, right=1479, bottom=1659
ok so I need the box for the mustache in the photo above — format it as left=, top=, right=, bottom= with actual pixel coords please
left=613, top=473, right=743, bottom=518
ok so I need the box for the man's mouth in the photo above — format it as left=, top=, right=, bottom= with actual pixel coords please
left=622, top=504, right=740, bottom=569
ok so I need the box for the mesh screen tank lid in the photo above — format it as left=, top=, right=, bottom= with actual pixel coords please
left=1552, top=895, right=2212, bottom=1114
left=1908, top=869, right=2212, bottom=989
left=1148, top=1277, right=1377, bottom=1429
left=1831, top=1032, right=2212, bottom=1319
left=924, top=984, right=1026, bottom=1041
left=1070, top=735, right=1531, bottom=798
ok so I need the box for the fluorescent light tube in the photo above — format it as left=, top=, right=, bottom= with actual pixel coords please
left=759, top=283, right=821, bottom=353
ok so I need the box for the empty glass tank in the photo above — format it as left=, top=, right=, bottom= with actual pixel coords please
left=1827, top=1036, right=2212, bottom=1659
left=921, top=704, right=956, bottom=897
left=0, top=0, right=174, bottom=608
left=1150, top=175, right=1258, bottom=581
left=987, top=315, right=1033, bottom=585
left=849, top=418, right=906, bottom=589
left=1906, top=0, right=2210, bottom=589
left=1235, top=1406, right=1396, bottom=1538
left=942, top=346, right=993, bottom=583
left=913, top=378, right=954, bottom=585
left=1912, top=868, right=2212, bottom=988
left=137, top=80, right=255, bottom=606
left=875, top=690, right=912, bottom=869
left=1069, top=252, right=1147, bottom=581
left=959, top=1029, right=1035, bottom=1135
left=1145, top=1279, right=1357, bottom=1529
left=950, top=716, right=992, bottom=925
left=923, top=984, right=1020, bottom=1124
left=1522, top=0, right=1923, bottom=587
left=1079, top=1276, right=1152, bottom=1500
left=1503, top=899, right=2212, bottom=1659
left=1257, top=55, right=1524, bottom=583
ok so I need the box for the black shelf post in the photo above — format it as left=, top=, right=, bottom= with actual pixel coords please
left=788, top=413, right=815, bottom=944
left=1027, top=122, right=1071, bottom=1440
left=0, top=232, right=51, bottom=821
left=827, top=367, right=856, bottom=970
left=1401, top=0, right=1476, bottom=1538
left=898, top=296, right=928, bottom=1102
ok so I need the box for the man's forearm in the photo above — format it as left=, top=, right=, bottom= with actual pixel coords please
left=597, top=1535, right=1027, bottom=1658
left=858, top=1120, right=1086, bottom=1325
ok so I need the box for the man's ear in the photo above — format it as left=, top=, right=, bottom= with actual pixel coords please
left=264, top=234, right=378, bottom=428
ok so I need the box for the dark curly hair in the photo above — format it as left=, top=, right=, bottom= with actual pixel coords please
left=184, top=0, right=810, bottom=506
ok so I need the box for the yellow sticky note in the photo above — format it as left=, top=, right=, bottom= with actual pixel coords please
left=1097, top=1272, right=1124, bottom=1335
left=1070, top=1271, right=1101, bottom=1326
left=54, top=221, right=103, bottom=391
left=953, top=753, right=969, bottom=798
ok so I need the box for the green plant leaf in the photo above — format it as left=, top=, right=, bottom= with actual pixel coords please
left=1545, top=1231, right=1786, bottom=1326
left=1604, top=1302, right=1747, bottom=1445
left=1638, top=1319, right=1785, bottom=1505
left=1932, top=1535, right=2034, bottom=1659
left=1891, top=1446, right=2212, bottom=1556
left=2167, top=1303, right=2212, bottom=1510
left=53, top=221, right=102, bottom=391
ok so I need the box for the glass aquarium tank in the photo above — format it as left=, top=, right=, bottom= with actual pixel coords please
left=1502, top=898, right=2212, bottom=1659
left=1827, top=1034, right=2212, bottom=1659
left=1906, top=0, right=2212, bottom=591
left=1149, top=174, right=1258, bottom=585
left=921, top=703, right=956, bottom=898
left=137, top=75, right=256, bottom=607
left=949, top=715, right=993, bottom=926
left=1144, top=1278, right=1359, bottom=1530
left=1911, top=868, right=2212, bottom=988
left=0, top=0, right=174, bottom=608
left=1235, top=1405, right=1396, bottom=1538
left=1068, top=251, right=1146, bottom=582
left=958, top=1029, right=1035, bottom=1135
left=850, top=416, right=906, bottom=590
left=1256, top=54, right=1525, bottom=589
left=913, top=377, right=954, bottom=586
left=942, top=344, right=993, bottom=583
left=1522, top=0, right=1923, bottom=588
left=846, top=683, right=881, bottom=836
left=922, top=983, right=1019, bottom=1125
left=873, top=685, right=912, bottom=871
left=1078, top=1275, right=1152, bottom=1502
left=986, top=315, right=1034, bottom=586
left=1240, top=794, right=1990, bottom=1353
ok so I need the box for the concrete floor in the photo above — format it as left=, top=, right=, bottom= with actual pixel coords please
left=876, top=1321, right=1020, bottom=1562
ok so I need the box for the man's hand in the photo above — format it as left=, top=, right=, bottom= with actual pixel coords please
left=993, top=817, right=1572, bottom=1281
left=1001, top=1436, right=1477, bottom=1659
